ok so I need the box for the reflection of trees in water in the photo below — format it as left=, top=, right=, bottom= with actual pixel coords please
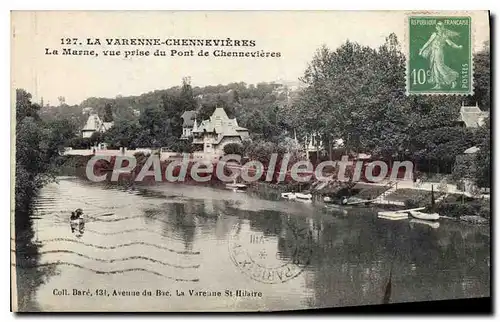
left=299, top=213, right=490, bottom=307
left=143, top=203, right=196, bottom=253
left=237, top=209, right=285, bottom=236
left=14, top=208, right=57, bottom=312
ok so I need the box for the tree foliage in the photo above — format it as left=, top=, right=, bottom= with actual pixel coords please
left=290, top=34, right=489, bottom=168
left=15, top=89, right=77, bottom=213
left=474, top=116, right=490, bottom=188
left=103, top=103, right=114, bottom=122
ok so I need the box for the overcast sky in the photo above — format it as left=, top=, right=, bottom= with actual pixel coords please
left=12, top=11, right=490, bottom=105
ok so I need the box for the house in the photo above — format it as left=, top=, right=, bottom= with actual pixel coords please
left=191, top=107, right=250, bottom=155
left=81, top=113, right=114, bottom=138
left=180, top=110, right=197, bottom=139
left=456, top=102, right=489, bottom=128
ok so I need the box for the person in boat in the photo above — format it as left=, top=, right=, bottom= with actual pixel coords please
left=70, top=208, right=85, bottom=236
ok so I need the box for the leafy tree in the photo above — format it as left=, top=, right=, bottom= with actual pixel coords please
left=223, top=143, right=244, bottom=156
left=472, top=41, right=490, bottom=110
left=104, top=119, right=140, bottom=148
left=15, top=89, right=75, bottom=215
left=474, top=116, right=490, bottom=188
left=89, top=131, right=105, bottom=147
left=103, top=103, right=114, bottom=122
left=45, top=118, right=78, bottom=159
left=69, top=137, right=92, bottom=149
left=16, top=89, right=41, bottom=123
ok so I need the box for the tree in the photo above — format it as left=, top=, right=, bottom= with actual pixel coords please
left=16, top=89, right=41, bottom=123
left=45, top=118, right=78, bottom=159
left=474, top=116, right=490, bottom=188
left=135, top=106, right=170, bottom=147
left=104, top=119, right=140, bottom=148
left=103, top=103, right=114, bottom=122
left=15, top=89, right=75, bottom=214
left=472, top=41, right=490, bottom=110
left=89, top=131, right=105, bottom=147
left=57, top=96, right=66, bottom=106
left=292, top=36, right=410, bottom=157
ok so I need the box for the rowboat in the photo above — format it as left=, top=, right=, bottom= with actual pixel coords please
left=295, top=193, right=312, bottom=200
left=296, top=197, right=313, bottom=203
left=225, top=183, right=248, bottom=191
left=281, top=192, right=296, bottom=200
left=410, top=218, right=440, bottom=229
left=377, top=211, right=408, bottom=220
left=409, top=210, right=439, bottom=221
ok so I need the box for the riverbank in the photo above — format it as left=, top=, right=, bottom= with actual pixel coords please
left=59, top=154, right=490, bottom=225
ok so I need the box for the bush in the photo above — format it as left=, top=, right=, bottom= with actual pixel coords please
left=478, top=205, right=491, bottom=219
left=70, top=137, right=92, bottom=149
left=223, top=142, right=244, bottom=156
left=436, top=202, right=477, bottom=218
left=404, top=198, right=422, bottom=208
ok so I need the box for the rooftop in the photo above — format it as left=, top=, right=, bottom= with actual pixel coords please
left=458, top=103, right=489, bottom=128
left=181, top=110, right=197, bottom=127
left=192, top=107, right=249, bottom=143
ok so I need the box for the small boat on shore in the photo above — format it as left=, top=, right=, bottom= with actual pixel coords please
left=409, top=210, right=439, bottom=221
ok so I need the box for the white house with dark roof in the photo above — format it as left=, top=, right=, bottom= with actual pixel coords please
left=180, top=110, right=197, bottom=139
left=191, top=107, right=250, bottom=155
left=81, top=113, right=114, bottom=138
left=456, top=102, right=489, bottom=128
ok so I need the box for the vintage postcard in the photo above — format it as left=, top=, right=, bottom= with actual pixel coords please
left=11, top=11, right=491, bottom=312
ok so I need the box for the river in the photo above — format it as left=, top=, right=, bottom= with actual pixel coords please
left=13, top=177, right=490, bottom=312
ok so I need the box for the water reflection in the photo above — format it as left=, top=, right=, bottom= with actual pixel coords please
left=13, top=177, right=490, bottom=311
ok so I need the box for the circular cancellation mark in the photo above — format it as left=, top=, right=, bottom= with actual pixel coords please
left=228, top=221, right=313, bottom=284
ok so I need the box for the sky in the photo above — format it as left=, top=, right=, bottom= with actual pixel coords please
left=11, top=11, right=490, bottom=106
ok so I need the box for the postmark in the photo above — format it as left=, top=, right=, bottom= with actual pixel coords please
left=228, top=221, right=313, bottom=284
left=407, top=15, right=473, bottom=95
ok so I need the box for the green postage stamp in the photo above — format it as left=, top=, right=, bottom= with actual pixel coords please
left=407, top=16, right=472, bottom=95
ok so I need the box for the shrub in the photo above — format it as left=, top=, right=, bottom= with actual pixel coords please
left=404, top=198, right=422, bottom=208
left=478, top=205, right=491, bottom=219
left=223, top=143, right=244, bottom=156
left=436, top=202, right=477, bottom=218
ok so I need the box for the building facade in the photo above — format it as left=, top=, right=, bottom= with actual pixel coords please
left=81, top=113, right=114, bottom=138
left=456, top=102, right=489, bottom=128
left=191, top=107, right=250, bottom=155
left=180, top=110, right=197, bottom=140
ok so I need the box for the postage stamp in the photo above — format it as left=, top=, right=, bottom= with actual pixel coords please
left=228, top=222, right=313, bottom=284
left=407, top=16, right=473, bottom=95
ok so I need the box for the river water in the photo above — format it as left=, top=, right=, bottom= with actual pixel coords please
left=13, top=177, right=490, bottom=312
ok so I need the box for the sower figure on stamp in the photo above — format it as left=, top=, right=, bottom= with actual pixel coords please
left=419, top=22, right=463, bottom=90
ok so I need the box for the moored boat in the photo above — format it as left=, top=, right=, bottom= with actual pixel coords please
left=377, top=211, right=408, bottom=220
left=225, top=183, right=248, bottom=191
left=409, top=210, right=439, bottom=221
left=295, top=193, right=312, bottom=200
left=281, top=192, right=296, bottom=200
